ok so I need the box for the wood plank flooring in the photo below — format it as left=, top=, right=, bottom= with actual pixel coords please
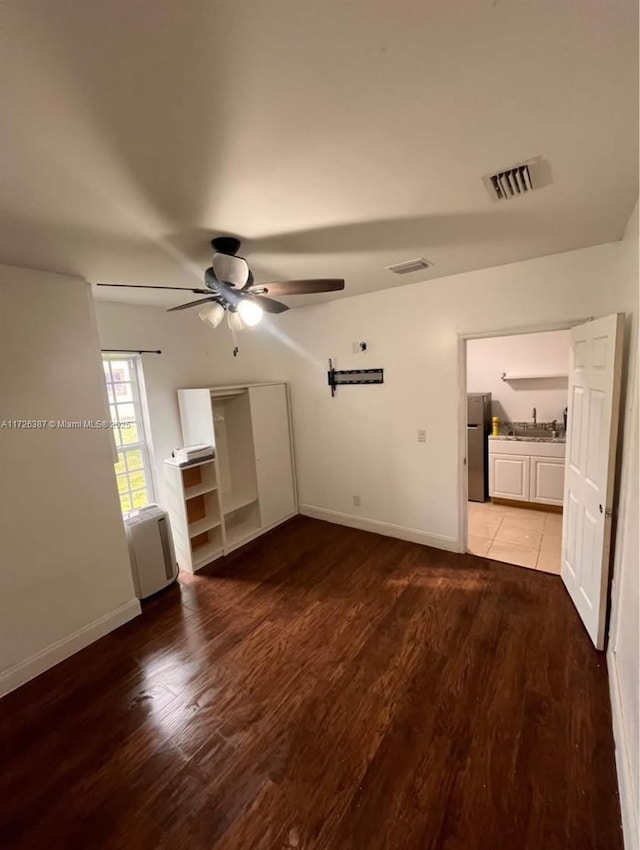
left=0, top=516, right=622, bottom=849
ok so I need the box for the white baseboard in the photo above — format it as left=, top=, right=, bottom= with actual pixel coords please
left=608, top=649, right=639, bottom=850
left=0, top=598, right=141, bottom=699
left=300, top=504, right=460, bottom=552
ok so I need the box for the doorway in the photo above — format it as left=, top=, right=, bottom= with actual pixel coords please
left=464, top=329, right=571, bottom=574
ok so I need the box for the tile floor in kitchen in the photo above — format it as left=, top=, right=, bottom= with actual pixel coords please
left=467, top=501, right=562, bottom=574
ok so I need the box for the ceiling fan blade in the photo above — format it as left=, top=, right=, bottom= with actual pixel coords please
left=96, top=283, right=211, bottom=294
left=245, top=278, right=345, bottom=297
left=167, top=297, right=219, bottom=312
left=247, top=294, right=290, bottom=314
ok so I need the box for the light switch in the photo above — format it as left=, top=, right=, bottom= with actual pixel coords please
left=417, top=429, right=426, bottom=443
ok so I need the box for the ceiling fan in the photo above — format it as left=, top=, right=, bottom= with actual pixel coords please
left=97, top=237, right=345, bottom=355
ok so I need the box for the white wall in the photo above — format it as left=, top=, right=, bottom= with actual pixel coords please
left=607, top=201, right=639, bottom=850
left=0, top=266, right=140, bottom=697
left=467, top=330, right=570, bottom=424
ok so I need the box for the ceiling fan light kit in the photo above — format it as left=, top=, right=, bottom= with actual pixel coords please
left=97, top=235, right=345, bottom=355
left=198, top=302, right=225, bottom=329
left=226, top=310, right=245, bottom=332
left=237, top=298, right=263, bottom=327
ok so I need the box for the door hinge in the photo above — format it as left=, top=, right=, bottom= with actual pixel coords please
left=605, top=507, right=613, bottom=518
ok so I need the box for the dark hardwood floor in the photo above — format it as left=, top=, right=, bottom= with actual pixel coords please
left=0, top=516, right=622, bottom=849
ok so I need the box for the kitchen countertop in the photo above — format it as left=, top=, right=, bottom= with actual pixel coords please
left=489, top=435, right=566, bottom=444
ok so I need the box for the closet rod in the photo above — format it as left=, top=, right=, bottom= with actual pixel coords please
left=101, top=349, right=162, bottom=355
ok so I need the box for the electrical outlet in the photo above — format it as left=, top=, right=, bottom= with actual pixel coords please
left=353, top=495, right=361, bottom=507
left=417, top=429, right=426, bottom=443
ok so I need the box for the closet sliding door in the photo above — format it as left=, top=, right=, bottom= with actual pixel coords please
left=249, top=384, right=296, bottom=528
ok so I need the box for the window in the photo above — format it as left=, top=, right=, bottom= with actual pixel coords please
left=102, top=354, right=155, bottom=514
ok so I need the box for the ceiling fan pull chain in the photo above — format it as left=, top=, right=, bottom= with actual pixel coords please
left=231, top=326, right=239, bottom=357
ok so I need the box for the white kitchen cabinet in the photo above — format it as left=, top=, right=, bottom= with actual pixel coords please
left=488, top=438, right=565, bottom=507
left=166, top=382, right=297, bottom=572
left=490, top=454, right=530, bottom=501
left=529, top=456, right=565, bottom=506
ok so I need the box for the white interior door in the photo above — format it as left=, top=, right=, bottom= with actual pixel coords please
left=562, top=314, right=624, bottom=649
left=249, top=384, right=296, bottom=528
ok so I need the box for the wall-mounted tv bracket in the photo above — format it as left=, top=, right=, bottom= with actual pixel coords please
left=327, top=359, right=384, bottom=397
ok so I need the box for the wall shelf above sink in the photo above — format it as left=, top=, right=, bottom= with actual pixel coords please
left=501, top=371, right=568, bottom=381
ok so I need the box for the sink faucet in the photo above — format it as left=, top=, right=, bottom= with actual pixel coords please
left=532, top=407, right=537, bottom=427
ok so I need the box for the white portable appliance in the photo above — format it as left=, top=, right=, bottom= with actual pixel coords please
left=124, top=505, right=178, bottom=599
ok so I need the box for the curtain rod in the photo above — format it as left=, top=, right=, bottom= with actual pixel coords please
left=101, top=349, right=162, bottom=355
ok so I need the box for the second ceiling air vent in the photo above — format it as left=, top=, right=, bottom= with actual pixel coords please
left=483, top=157, right=549, bottom=201
left=386, top=258, right=432, bottom=275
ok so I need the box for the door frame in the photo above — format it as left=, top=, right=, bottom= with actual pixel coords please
left=456, top=318, right=590, bottom=554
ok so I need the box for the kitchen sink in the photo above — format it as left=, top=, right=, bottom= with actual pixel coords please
left=503, top=421, right=564, bottom=441
left=513, top=428, right=556, bottom=439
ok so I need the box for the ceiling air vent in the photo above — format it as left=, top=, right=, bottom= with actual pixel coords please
left=386, top=257, right=432, bottom=275
left=482, top=157, right=549, bottom=201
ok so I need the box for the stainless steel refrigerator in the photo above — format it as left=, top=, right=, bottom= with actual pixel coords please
left=467, top=393, right=492, bottom=502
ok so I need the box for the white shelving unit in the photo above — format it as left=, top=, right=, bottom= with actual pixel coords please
left=184, top=480, right=217, bottom=500
left=192, top=538, right=224, bottom=571
left=164, top=382, right=297, bottom=573
left=223, top=491, right=259, bottom=514
left=188, top=514, right=222, bottom=538
left=164, top=458, right=224, bottom=573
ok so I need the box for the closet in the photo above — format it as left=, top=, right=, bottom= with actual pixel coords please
left=164, top=382, right=296, bottom=573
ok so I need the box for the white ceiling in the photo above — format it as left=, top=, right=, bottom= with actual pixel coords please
left=0, top=1, right=637, bottom=309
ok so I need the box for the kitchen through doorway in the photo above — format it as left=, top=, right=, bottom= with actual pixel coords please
left=465, top=329, right=571, bottom=574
